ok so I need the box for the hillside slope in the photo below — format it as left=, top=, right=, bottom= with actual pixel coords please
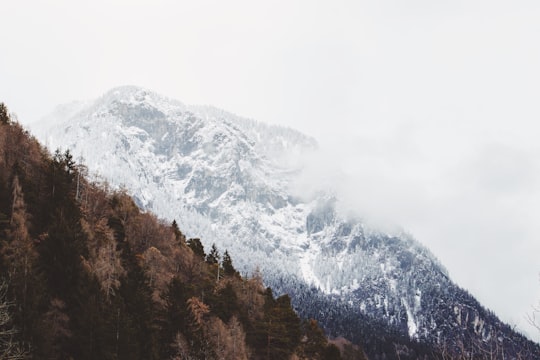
left=31, top=88, right=540, bottom=359
left=0, top=104, right=361, bottom=359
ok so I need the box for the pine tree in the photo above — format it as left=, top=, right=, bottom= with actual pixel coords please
left=206, top=243, right=220, bottom=265
left=255, top=290, right=302, bottom=359
left=171, top=220, right=185, bottom=244
left=301, top=319, right=328, bottom=359
left=117, top=239, right=159, bottom=360
left=0, top=103, right=9, bottom=125
left=106, top=213, right=156, bottom=359
left=212, top=282, right=240, bottom=323
left=38, top=208, right=85, bottom=298
left=187, top=238, right=205, bottom=258
left=160, top=277, right=192, bottom=358
left=222, top=250, right=239, bottom=277
left=323, top=344, right=342, bottom=360
left=69, top=272, right=110, bottom=360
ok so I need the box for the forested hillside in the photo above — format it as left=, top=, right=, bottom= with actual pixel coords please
left=0, top=104, right=365, bottom=359
left=30, top=85, right=540, bottom=360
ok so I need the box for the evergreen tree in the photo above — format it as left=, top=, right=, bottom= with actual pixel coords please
left=0, top=103, right=9, bottom=125
left=160, top=277, right=193, bottom=358
left=205, top=243, right=223, bottom=282
left=35, top=162, right=95, bottom=358
left=212, top=282, right=240, bottom=323
left=253, top=289, right=302, bottom=359
left=117, top=237, right=159, bottom=360
left=206, top=243, right=220, bottom=265
left=106, top=213, right=155, bottom=359
left=38, top=207, right=85, bottom=298
left=270, top=294, right=302, bottom=358
left=301, top=319, right=328, bottom=359
left=187, top=238, right=205, bottom=258
left=222, top=250, right=239, bottom=277
left=69, top=272, right=110, bottom=360
left=323, top=344, right=342, bottom=360
left=171, top=219, right=185, bottom=244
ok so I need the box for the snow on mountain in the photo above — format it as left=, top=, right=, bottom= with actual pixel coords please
left=31, top=86, right=540, bottom=358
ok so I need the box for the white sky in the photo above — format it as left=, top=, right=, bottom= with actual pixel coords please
left=1, top=0, right=540, bottom=341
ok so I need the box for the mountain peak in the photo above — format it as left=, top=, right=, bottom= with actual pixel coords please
left=98, top=85, right=161, bottom=102
left=30, top=87, right=540, bottom=359
left=93, top=85, right=186, bottom=118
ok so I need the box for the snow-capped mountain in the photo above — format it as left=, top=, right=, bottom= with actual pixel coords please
left=31, top=86, right=539, bottom=358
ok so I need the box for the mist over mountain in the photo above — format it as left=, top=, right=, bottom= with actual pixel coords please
left=31, top=86, right=540, bottom=358
left=1, top=108, right=355, bottom=360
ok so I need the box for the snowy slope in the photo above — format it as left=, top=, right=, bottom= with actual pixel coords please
left=31, top=86, right=540, bottom=358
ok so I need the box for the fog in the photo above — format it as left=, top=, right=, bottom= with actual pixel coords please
left=1, top=0, right=540, bottom=340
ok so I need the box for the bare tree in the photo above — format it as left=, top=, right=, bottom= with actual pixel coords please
left=527, top=295, right=540, bottom=333
left=170, top=332, right=193, bottom=360
left=82, top=218, right=125, bottom=301
left=2, top=176, right=37, bottom=340
left=0, top=280, right=27, bottom=359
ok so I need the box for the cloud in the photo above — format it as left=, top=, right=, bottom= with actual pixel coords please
left=289, top=115, right=540, bottom=340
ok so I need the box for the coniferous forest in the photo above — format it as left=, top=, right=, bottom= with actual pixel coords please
left=0, top=104, right=368, bottom=359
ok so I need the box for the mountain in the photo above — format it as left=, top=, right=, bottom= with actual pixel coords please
left=31, top=86, right=540, bottom=358
left=0, top=111, right=358, bottom=360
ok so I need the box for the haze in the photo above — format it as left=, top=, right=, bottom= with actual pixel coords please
left=1, top=0, right=540, bottom=340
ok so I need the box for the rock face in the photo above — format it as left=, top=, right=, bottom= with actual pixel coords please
left=32, top=86, right=540, bottom=358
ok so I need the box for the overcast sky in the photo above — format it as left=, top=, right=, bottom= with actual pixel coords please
left=2, top=0, right=540, bottom=340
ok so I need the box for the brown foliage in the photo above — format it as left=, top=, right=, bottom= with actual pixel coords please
left=38, top=298, right=72, bottom=358
left=187, top=296, right=210, bottom=329
left=0, top=280, right=27, bottom=359
left=80, top=181, right=111, bottom=224
left=1, top=176, right=37, bottom=312
left=170, top=332, right=191, bottom=360
left=207, top=315, right=249, bottom=360
left=143, top=246, right=172, bottom=302
left=0, top=120, right=47, bottom=190
left=82, top=217, right=125, bottom=300
left=0, top=112, right=352, bottom=360
left=236, top=270, right=266, bottom=322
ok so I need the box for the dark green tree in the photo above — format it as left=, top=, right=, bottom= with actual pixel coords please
left=38, top=208, right=85, bottom=298
left=323, top=344, right=342, bottom=360
left=206, top=243, right=220, bottom=265
left=301, top=319, right=328, bottom=359
left=222, top=250, right=239, bottom=277
left=69, top=272, right=110, bottom=360
left=187, top=238, right=205, bottom=258
left=106, top=213, right=157, bottom=359
left=171, top=219, right=185, bottom=244
left=116, top=235, right=159, bottom=360
left=211, top=282, right=239, bottom=323
left=270, top=294, right=302, bottom=358
left=0, top=103, right=9, bottom=125
left=160, top=277, right=193, bottom=358
left=253, top=289, right=302, bottom=359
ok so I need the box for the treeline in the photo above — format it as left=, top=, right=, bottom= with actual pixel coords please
left=0, top=104, right=365, bottom=359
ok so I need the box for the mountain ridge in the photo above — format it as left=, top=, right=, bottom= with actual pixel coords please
left=31, top=86, right=540, bottom=359
left=1, top=110, right=360, bottom=359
